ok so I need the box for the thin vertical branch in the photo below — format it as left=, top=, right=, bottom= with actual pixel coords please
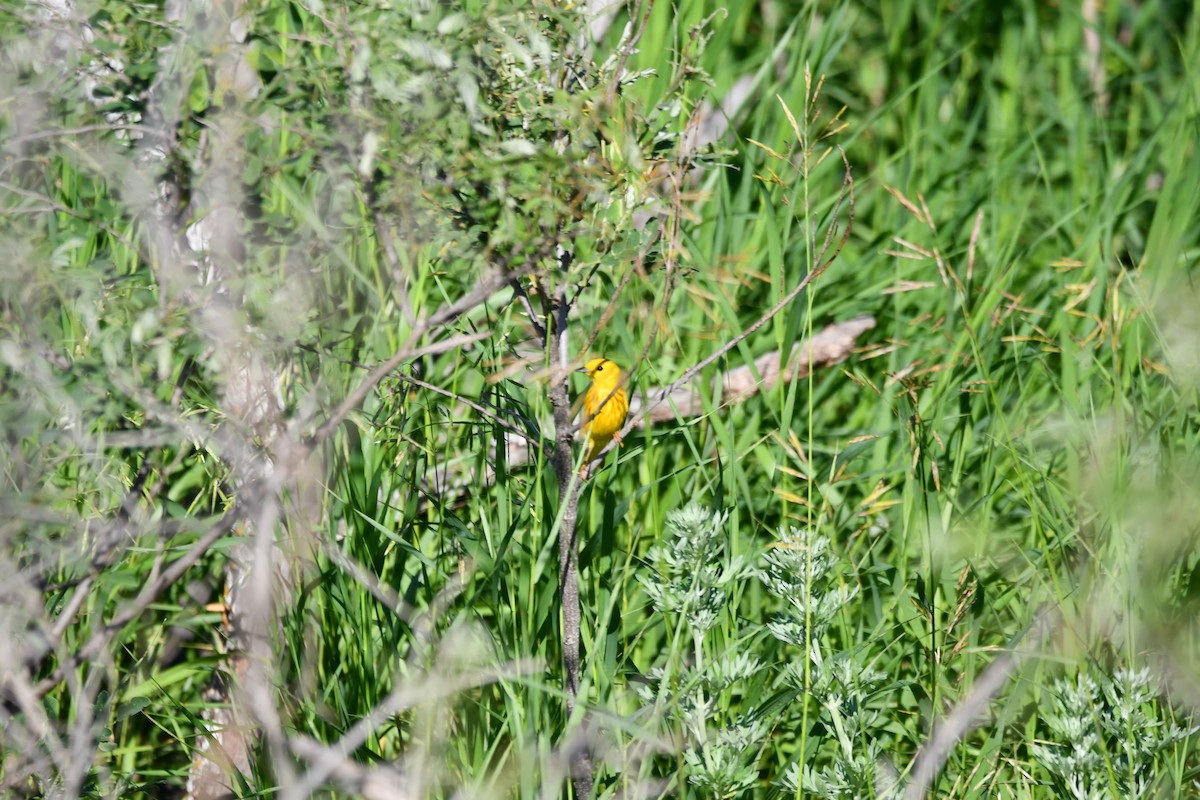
left=546, top=268, right=594, bottom=797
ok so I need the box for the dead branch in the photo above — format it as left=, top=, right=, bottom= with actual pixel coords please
left=637, top=315, right=877, bottom=422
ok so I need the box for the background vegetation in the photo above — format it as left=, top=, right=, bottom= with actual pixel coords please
left=2, top=0, right=1199, bottom=797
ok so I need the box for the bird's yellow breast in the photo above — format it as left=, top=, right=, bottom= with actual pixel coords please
left=581, top=357, right=629, bottom=459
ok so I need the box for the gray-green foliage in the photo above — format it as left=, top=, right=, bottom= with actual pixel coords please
left=761, top=526, right=858, bottom=652
left=1032, top=668, right=1197, bottom=799
left=640, top=505, right=897, bottom=797
left=643, top=504, right=751, bottom=640
left=760, top=527, right=891, bottom=799
left=639, top=504, right=765, bottom=795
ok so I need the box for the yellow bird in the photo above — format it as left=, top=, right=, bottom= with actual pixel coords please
left=578, top=357, right=629, bottom=467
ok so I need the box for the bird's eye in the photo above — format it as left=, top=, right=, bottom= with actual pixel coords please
left=596, top=365, right=603, bottom=371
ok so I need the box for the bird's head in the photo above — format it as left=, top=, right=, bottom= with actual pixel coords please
left=578, top=357, right=622, bottom=383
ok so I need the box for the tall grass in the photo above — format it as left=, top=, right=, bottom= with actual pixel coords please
left=1, top=0, right=1198, bottom=797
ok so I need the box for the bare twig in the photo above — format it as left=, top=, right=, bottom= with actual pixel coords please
left=546, top=273, right=595, bottom=797
left=509, top=276, right=549, bottom=345
left=602, top=0, right=654, bottom=106
left=32, top=505, right=246, bottom=698
left=0, top=180, right=149, bottom=263
left=399, top=373, right=549, bottom=458
left=289, top=736, right=414, bottom=800
left=309, top=329, right=495, bottom=446
left=308, top=249, right=549, bottom=448
left=291, top=659, right=537, bottom=797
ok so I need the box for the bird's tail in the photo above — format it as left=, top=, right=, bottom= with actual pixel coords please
left=586, top=434, right=613, bottom=463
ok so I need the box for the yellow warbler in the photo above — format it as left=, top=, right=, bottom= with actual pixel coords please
left=578, top=357, right=629, bottom=466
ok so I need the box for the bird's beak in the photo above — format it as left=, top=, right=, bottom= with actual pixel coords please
left=576, top=367, right=589, bottom=374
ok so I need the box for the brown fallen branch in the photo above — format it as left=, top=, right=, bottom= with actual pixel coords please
left=396, top=317, right=879, bottom=518
left=476, top=314, right=877, bottom=474
left=633, top=315, right=877, bottom=423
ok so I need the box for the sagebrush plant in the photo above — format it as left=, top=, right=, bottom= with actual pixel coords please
left=761, top=527, right=892, bottom=800
left=638, top=504, right=762, bottom=796
left=639, top=505, right=899, bottom=797
left=1031, top=668, right=1197, bottom=800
